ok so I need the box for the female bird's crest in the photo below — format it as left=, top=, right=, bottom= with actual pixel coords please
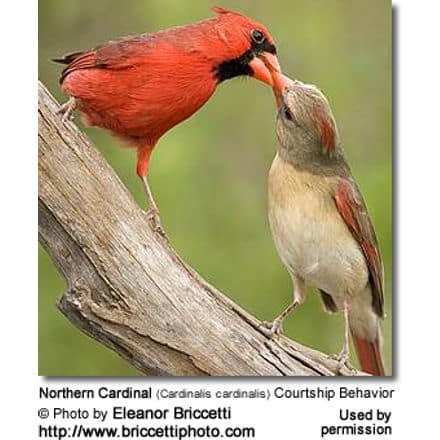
left=282, top=82, right=338, bottom=154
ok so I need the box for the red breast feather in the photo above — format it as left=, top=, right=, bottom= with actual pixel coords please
left=62, top=43, right=218, bottom=147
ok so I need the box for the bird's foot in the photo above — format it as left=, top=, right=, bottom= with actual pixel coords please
left=329, top=350, right=356, bottom=375
left=57, top=97, right=76, bottom=123
left=261, top=317, right=284, bottom=338
left=146, top=207, right=166, bottom=237
left=261, top=301, right=298, bottom=339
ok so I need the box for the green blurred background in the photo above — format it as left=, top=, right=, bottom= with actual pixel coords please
left=38, top=0, right=392, bottom=376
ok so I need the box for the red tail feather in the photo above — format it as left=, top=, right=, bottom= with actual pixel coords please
left=352, top=333, right=385, bottom=376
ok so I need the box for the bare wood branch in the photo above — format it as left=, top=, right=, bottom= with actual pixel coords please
left=38, top=81, right=363, bottom=376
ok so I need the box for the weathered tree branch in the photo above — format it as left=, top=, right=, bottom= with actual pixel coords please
left=38, top=81, right=362, bottom=376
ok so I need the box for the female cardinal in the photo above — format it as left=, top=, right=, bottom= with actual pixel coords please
left=266, top=77, right=386, bottom=375
left=54, top=7, right=282, bottom=234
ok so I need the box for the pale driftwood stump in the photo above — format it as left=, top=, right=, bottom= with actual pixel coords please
left=38, top=81, right=363, bottom=376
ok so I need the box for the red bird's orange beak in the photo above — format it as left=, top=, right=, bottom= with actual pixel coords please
left=249, top=54, right=295, bottom=108
left=249, top=53, right=281, bottom=87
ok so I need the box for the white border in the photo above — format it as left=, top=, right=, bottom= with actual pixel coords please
left=2, top=0, right=440, bottom=437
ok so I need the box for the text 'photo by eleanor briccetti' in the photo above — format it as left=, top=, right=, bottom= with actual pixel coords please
left=38, top=0, right=392, bottom=377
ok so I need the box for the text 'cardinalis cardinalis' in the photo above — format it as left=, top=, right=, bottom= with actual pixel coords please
left=266, top=78, right=386, bottom=376
left=54, top=7, right=283, bottom=234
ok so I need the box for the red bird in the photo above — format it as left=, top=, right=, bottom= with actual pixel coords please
left=54, top=7, right=283, bottom=234
left=266, top=75, right=386, bottom=375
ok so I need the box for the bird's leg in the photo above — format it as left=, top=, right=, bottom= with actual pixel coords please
left=330, top=298, right=356, bottom=373
left=57, top=97, right=77, bottom=123
left=263, top=301, right=298, bottom=337
left=137, top=146, right=166, bottom=237
left=263, top=277, right=306, bottom=338
left=141, top=176, right=166, bottom=237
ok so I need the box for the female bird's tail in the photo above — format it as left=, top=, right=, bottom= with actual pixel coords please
left=351, top=330, right=386, bottom=376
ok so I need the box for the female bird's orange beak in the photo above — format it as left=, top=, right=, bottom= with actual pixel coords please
left=249, top=53, right=281, bottom=87
left=271, top=72, right=296, bottom=107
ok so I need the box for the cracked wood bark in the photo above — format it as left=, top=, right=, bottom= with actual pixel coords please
left=38, top=81, right=363, bottom=376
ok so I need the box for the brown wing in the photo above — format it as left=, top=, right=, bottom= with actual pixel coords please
left=334, top=179, right=384, bottom=317
left=53, top=34, right=156, bottom=83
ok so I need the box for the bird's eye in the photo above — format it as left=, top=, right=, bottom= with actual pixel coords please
left=251, top=29, right=266, bottom=44
left=283, top=107, right=293, bottom=121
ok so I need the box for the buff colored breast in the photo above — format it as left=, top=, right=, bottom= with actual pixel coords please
left=268, top=153, right=369, bottom=308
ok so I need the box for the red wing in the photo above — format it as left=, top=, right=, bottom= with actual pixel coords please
left=334, top=179, right=384, bottom=317
left=57, top=35, right=156, bottom=83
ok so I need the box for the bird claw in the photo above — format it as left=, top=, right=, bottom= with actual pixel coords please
left=146, top=207, right=166, bottom=237
left=57, top=97, right=76, bottom=123
left=261, top=318, right=284, bottom=338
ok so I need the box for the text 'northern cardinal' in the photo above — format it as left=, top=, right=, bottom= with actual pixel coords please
left=54, top=7, right=283, bottom=234
left=266, top=77, right=386, bottom=376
